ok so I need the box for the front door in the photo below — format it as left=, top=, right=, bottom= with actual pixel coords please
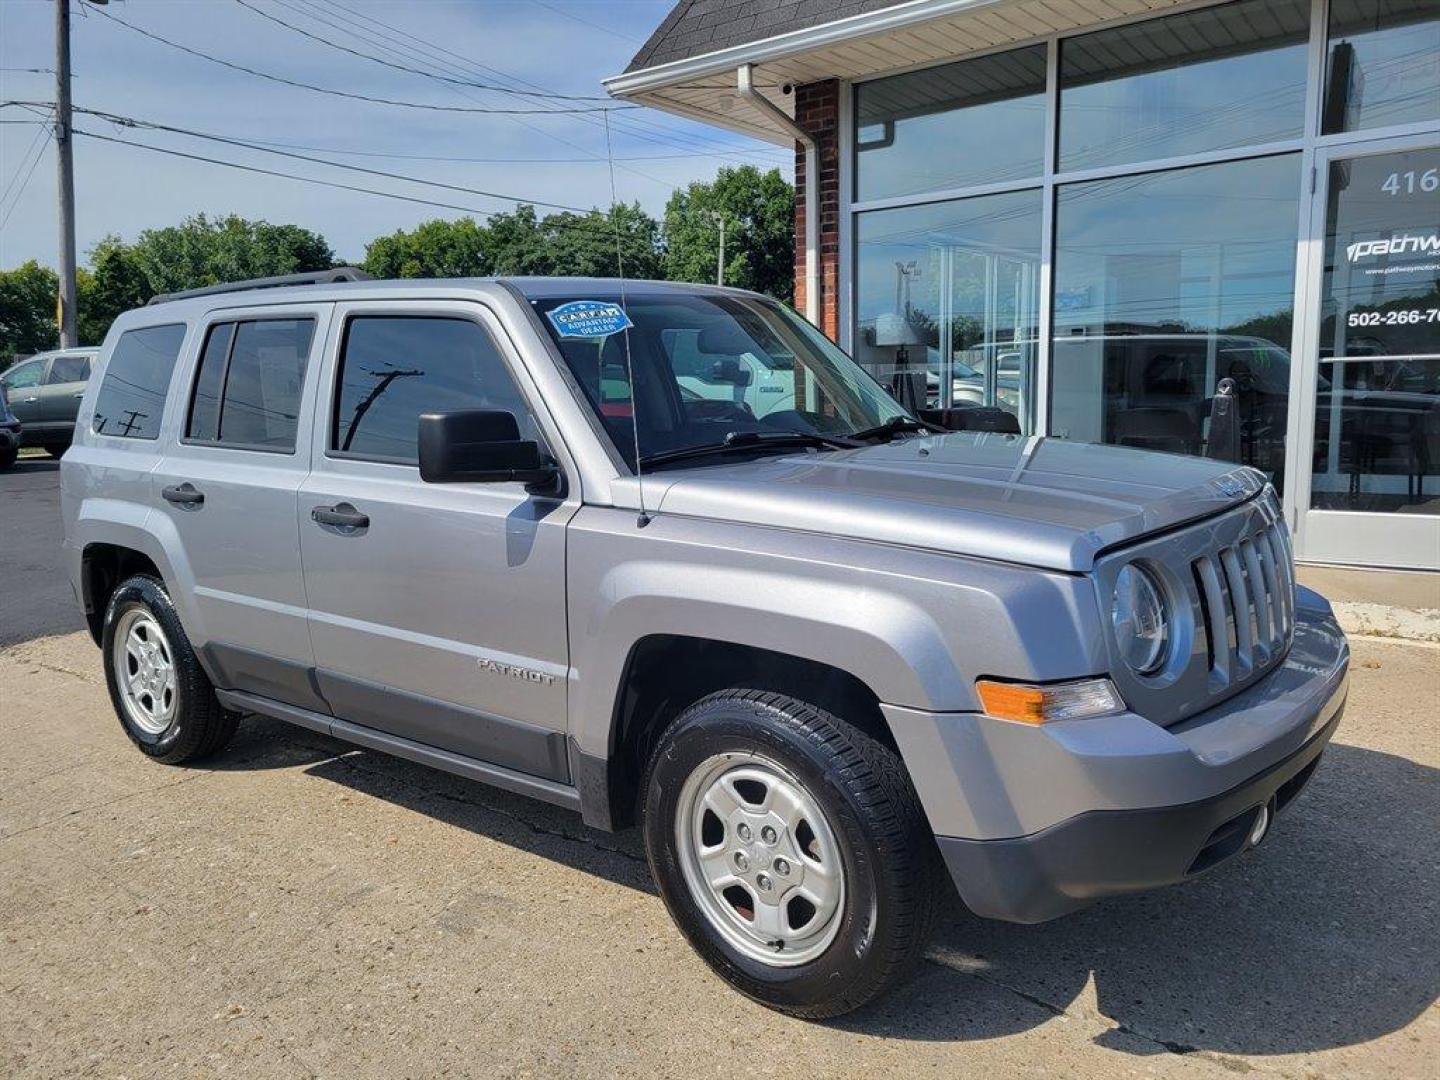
left=1290, top=138, right=1440, bottom=568
left=299, top=300, right=576, bottom=782
left=1, top=356, right=49, bottom=431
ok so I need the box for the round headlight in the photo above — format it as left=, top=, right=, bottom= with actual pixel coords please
left=1112, top=564, right=1170, bottom=675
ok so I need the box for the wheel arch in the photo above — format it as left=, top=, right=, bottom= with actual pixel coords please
left=576, top=634, right=898, bottom=832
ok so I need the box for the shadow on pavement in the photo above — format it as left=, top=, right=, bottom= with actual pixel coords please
left=215, top=714, right=654, bottom=893
left=842, top=742, right=1439, bottom=1056
left=4, top=457, right=61, bottom=475
left=208, top=718, right=1438, bottom=1056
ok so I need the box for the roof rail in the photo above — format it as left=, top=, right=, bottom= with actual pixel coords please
left=145, top=266, right=372, bottom=306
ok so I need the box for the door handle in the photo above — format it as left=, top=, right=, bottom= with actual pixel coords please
left=72, top=392, right=84, bottom=399
left=162, top=483, right=205, bottom=507
left=22, top=396, right=38, bottom=404
left=311, top=502, right=369, bottom=530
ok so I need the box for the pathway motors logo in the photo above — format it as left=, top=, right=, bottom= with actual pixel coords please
left=1345, top=233, right=1440, bottom=263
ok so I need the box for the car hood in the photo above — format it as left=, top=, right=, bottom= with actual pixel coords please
left=633, top=434, right=1266, bottom=572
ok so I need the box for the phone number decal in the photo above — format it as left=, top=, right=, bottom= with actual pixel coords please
left=1347, top=308, right=1440, bottom=327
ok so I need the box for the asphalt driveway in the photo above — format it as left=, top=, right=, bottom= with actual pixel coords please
left=1, top=466, right=1436, bottom=1078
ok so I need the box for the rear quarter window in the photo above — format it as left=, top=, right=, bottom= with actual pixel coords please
left=92, top=324, right=187, bottom=440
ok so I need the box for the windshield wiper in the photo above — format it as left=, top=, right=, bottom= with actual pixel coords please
left=846, top=415, right=945, bottom=442
left=638, top=430, right=858, bottom=470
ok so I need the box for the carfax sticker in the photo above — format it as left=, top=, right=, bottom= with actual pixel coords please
left=546, top=300, right=634, bottom=339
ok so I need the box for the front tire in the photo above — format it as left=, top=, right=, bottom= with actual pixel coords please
left=101, top=575, right=239, bottom=764
left=0, top=444, right=15, bottom=470
left=642, top=690, right=940, bottom=1018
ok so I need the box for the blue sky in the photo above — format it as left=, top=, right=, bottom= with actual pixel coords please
left=0, top=0, right=790, bottom=267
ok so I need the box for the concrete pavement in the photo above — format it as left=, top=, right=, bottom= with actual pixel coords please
left=1, top=629, right=1436, bottom=1079
left=2, top=455, right=1437, bottom=1077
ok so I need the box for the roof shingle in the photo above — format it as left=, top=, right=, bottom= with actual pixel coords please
left=624, top=0, right=908, bottom=73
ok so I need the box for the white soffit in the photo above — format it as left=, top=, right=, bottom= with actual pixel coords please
left=606, top=0, right=1211, bottom=146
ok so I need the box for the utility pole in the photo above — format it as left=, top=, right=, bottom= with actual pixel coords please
left=53, top=0, right=106, bottom=346
left=55, top=0, right=77, bottom=347
left=702, top=210, right=728, bottom=287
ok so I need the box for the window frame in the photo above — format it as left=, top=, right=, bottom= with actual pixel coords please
left=90, top=323, right=190, bottom=442
left=180, top=315, right=318, bottom=456
left=2, top=357, right=49, bottom=390
left=842, top=0, right=1440, bottom=460
left=323, top=308, right=553, bottom=470
left=43, top=354, right=92, bottom=385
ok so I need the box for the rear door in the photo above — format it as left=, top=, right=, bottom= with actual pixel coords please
left=38, top=353, right=93, bottom=435
left=298, top=299, right=577, bottom=781
left=150, top=305, right=329, bottom=709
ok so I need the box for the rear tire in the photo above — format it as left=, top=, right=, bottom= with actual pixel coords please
left=0, top=445, right=15, bottom=470
left=101, top=574, right=239, bottom=764
left=642, top=689, right=941, bottom=1018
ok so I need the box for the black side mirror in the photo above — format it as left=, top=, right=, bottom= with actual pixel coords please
left=417, top=410, right=559, bottom=489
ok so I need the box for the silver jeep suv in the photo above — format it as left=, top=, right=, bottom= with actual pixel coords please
left=62, top=271, right=1349, bottom=1018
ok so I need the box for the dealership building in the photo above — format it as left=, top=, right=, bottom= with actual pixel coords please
left=608, top=0, right=1440, bottom=597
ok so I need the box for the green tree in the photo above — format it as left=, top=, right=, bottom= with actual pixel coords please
left=363, top=217, right=492, bottom=278
left=128, top=213, right=334, bottom=295
left=364, top=202, right=663, bottom=282
left=663, top=166, right=794, bottom=301
left=0, top=261, right=59, bottom=368
left=544, top=203, right=662, bottom=281
left=77, top=236, right=152, bottom=346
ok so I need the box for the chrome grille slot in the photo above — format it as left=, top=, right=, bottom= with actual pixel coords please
left=1192, top=556, right=1229, bottom=683
left=1191, top=513, right=1296, bottom=690
left=1219, top=546, right=1254, bottom=674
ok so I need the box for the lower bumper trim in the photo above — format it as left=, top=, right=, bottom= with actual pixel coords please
left=938, top=692, right=1344, bottom=924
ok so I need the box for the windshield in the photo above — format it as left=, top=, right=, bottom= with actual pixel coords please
left=532, top=291, right=909, bottom=469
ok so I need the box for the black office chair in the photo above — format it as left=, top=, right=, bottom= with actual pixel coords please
left=948, top=406, right=1022, bottom=434
left=1112, top=407, right=1199, bottom=455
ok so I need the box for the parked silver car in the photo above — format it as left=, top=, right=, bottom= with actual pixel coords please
left=61, top=272, right=1349, bottom=1017
left=0, top=347, right=98, bottom=456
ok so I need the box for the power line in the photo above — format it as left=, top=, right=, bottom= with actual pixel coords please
left=71, top=125, right=642, bottom=244
left=70, top=103, right=593, bottom=214
left=229, top=0, right=618, bottom=102
left=85, top=4, right=636, bottom=116
left=531, top=1, right=644, bottom=45
left=298, top=0, right=783, bottom=160
left=0, top=127, right=52, bottom=234
left=0, top=107, right=51, bottom=210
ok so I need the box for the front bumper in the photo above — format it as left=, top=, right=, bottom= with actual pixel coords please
left=885, top=587, right=1349, bottom=923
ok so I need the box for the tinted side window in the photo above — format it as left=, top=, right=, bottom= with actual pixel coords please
left=186, top=323, right=234, bottom=442
left=333, top=316, right=536, bottom=464
left=92, top=325, right=187, bottom=439
left=2, top=359, right=46, bottom=390
left=46, top=355, right=91, bottom=384
left=186, top=319, right=313, bottom=450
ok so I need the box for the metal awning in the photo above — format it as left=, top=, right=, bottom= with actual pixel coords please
left=605, top=0, right=1211, bottom=144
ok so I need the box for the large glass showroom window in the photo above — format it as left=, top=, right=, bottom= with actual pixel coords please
left=1050, top=156, right=1302, bottom=481
left=854, top=47, right=1046, bottom=432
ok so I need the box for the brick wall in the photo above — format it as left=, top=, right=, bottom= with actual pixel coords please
left=793, top=79, right=842, bottom=342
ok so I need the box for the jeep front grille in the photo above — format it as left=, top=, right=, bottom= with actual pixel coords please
left=1190, top=515, right=1295, bottom=687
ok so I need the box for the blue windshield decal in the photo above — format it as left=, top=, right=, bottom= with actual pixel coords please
left=546, top=300, right=634, bottom=339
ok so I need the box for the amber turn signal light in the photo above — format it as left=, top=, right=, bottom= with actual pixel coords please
left=975, top=678, right=1124, bottom=724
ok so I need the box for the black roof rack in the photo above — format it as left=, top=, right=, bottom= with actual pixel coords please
left=146, top=266, right=372, bottom=306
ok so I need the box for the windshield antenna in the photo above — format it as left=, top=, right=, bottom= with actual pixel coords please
left=603, top=109, right=650, bottom=527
